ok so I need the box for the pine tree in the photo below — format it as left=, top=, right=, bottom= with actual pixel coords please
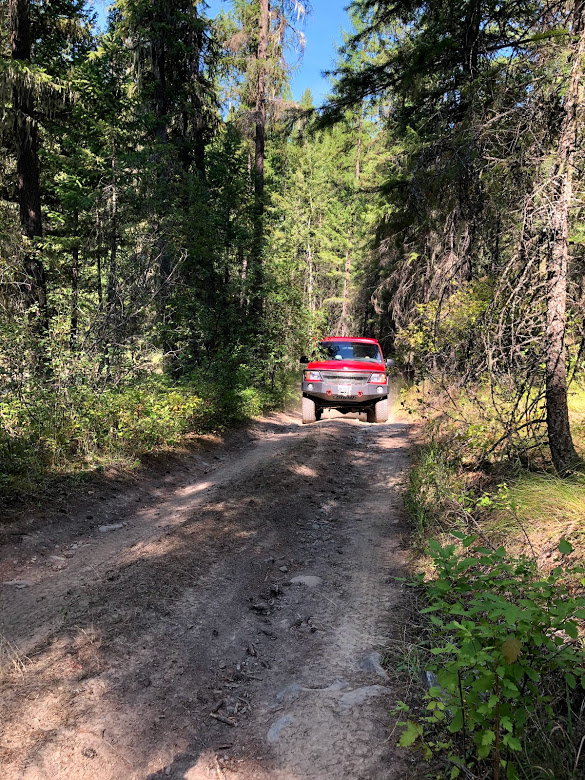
left=8, top=0, right=49, bottom=336
left=220, top=0, right=307, bottom=320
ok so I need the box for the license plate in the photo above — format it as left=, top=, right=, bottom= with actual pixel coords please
left=337, top=386, right=351, bottom=396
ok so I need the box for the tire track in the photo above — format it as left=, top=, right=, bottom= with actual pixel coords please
left=0, top=408, right=412, bottom=780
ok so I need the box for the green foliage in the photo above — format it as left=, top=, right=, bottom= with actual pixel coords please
left=0, top=358, right=295, bottom=500
left=0, top=0, right=328, bottom=507
left=401, top=378, right=550, bottom=468
left=405, top=442, right=468, bottom=541
left=268, top=105, right=380, bottom=340
left=325, top=1, right=585, bottom=474
left=395, top=537, right=585, bottom=778
left=395, top=280, right=493, bottom=372
left=484, top=473, right=585, bottom=544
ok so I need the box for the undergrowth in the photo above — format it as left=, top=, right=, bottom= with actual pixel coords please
left=396, top=378, right=585, bottom=778
left=0, top=362, right=296, bottom=505
left=394, top=537, right=585, bottom=780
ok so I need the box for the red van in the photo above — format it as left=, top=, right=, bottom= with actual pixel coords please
left=300, top=337, right=391, bottom=424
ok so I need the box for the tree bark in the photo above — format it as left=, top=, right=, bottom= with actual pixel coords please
left=354, top=103, right=363, bottom=184
left=340, top=250, right=351, bottom=336
left=150, top=12, right=177, bottom=365
left=251, top=0, right=269, bottom=317
left=545, top=2, right=584, bottom=473
left=190, top=10, right=206, bottom=179
left=106, top=139, right=118, bottom=340
left=306, top=236, right=314, bottom=316
left=70, top=211, right=79, bottom=351
left=10, top=0, right=49, bottom=337
left=96, top=212, right=104, bottom=314
left=341, top=106, right=363, bottom=337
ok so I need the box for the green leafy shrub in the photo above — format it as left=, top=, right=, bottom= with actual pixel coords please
left=395, top=280, right=493, bottom=372
left=405, top=443, right=468, bottom=541
left=0, top=365, right=297, bottom=501
left=395, top=535, right=585, bottom=779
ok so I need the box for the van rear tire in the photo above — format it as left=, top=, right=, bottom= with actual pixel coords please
left=302, top=397, right=316, bottom=424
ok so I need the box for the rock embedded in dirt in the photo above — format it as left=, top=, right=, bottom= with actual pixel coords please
left=279, top=565, right=289, bottom=573
left=324, top=679, right=349, bottom=692
left=98, top=523, right=125, bottom=533
left=289, top=575, right=322, bottom=587
left=422, top=670, right=439, bottom=690
left=276, top=682, right=303, bottom=702
left=339, top=685, right=391, bottom=708
left=250, top=602, right=272, bottom=613
left=357, top=652, right=389, bottom=681
left=4, top=580, right=32, bottom=588
left=267, top=714, right=293, bottom=743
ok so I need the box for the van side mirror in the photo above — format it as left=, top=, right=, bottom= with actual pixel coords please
left=300, top=355, right=309, bottom=364
left=385, top=358, right=395, bottom=368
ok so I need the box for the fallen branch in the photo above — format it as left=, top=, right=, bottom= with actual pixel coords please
left=210, top=712, right=236, bottom=727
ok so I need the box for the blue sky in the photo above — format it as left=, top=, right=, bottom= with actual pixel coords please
left=92, top=1, right=352, bottom=107
left=208, top=1, right=352, bottom=106
left=289, top=0, right=352, bottom=105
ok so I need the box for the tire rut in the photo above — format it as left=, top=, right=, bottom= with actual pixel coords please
left=0, top=409, right=412, bottom=780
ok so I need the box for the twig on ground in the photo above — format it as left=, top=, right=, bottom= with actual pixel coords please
left=214, top=753, right=226, bottom=780
left=210, top=712, right=236, bottom=727
left=574, top=735, right=585, bottom=773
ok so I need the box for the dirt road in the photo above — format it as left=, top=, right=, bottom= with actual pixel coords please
left=1, top=407, right=412, bottom=780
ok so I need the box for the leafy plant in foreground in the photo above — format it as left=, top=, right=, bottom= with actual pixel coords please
left=395, top=536, right=585, bottom=779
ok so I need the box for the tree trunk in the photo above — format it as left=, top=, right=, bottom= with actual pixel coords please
left=545, top=3, right=584, bottom=473
left=190, top=12, right=206, bottom=179
left=251, top=0, right=269, bottom=317
left=70, top=211, right=79, bottom=351
left=106, top=139, right=118, bottom=347
left=151, top=19, right=177, bottom=366
left=96, top=212, right=104, bottom=314
left=341, top=106, right=363, bottom=337
left=239, top=247, right=249, bottom=312
left=340, top=250, right=351, bottom=336
left=307, top=239, right=314, bottom=316
left=354, top=103, right=363, bottom=184
left=10, top=0, right=49, bottom=337
left=457, top=0, right=482, bottom=284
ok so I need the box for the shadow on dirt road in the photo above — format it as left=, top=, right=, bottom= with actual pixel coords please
left=1, top=405, right=413, bottom=780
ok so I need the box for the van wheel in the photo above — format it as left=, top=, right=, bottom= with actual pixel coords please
left=367, top=398, right=388, bottom=424
left=302, top=397, right=316, bottom=424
